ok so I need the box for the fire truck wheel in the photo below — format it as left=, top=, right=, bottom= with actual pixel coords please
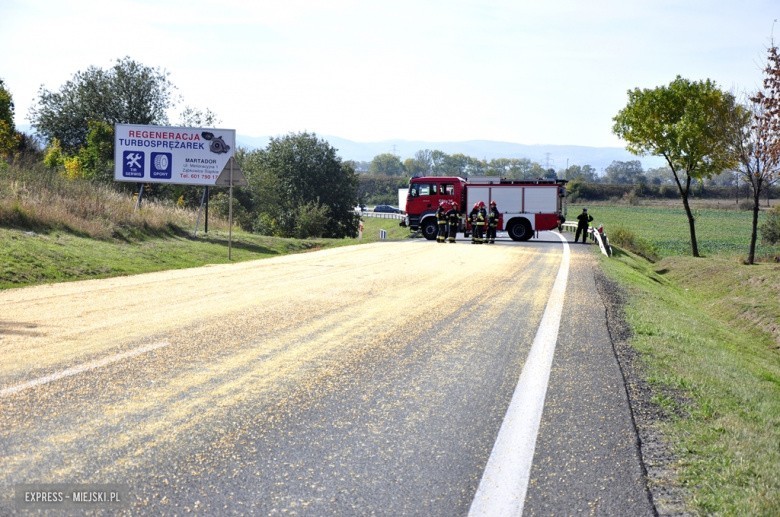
left=507, top=219, right=533, bottom=241
left=421, top=219, right=438, bottom=240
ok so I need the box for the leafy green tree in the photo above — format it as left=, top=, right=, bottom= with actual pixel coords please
left=430, top=150, right=449, bottom=175
left=645, top=166, right=674, bottom=186
left=435, top=153, right=465, bottom=176
left=29, top=57, right=174, bottom=152
left=489, top=158, right=540, bottom=179
left=613, top=76, right=738, bottom=257
left=561, top=164, right=599, bottom=182
left=369, top=153, right=405, bottom=176
left=294, top=200, right=331, bottom=238
left=77, top=120, right=115, bottom=182
left=404, top=150, right=432, bottom=176
left=0, top=79, right=21, bottom=159
left=252, top=132, right=359, bottom=238
left=604, top=160, right=644, bottom=184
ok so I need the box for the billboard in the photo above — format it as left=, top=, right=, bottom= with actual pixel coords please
left=114, top=124, right=236, bottom=185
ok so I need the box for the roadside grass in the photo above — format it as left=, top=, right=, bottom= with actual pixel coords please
left=0, top=210, right=411, bottom=290
left=0, top=227, right=339, bottom=289
left=601, top=246, right=780, bottom=515
left=357, top=214, right=410, bottom=242
left=0, top=162, right=216, bottom=240
left=0, top=161, right=417, bottom=289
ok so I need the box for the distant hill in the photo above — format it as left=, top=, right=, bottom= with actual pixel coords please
left=237, top=134, right=666, bottom=172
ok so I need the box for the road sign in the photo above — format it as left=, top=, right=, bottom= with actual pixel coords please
left=214, top=157, right=248, bottom=187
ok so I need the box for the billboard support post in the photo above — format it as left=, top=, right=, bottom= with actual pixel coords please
left=204, top=186, right=209, bottom=234
left=134, top=184, right=145, bottom=211
left=194, top=187, right=208, bottom=236
left=228, top=160, right=234, bottom=260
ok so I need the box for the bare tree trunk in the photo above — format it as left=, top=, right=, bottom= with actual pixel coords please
left=674, top=171, right=700, bottom=257
left=682, top=193, right=700, bottom=257
left=748, top=176, right=763, bottom=265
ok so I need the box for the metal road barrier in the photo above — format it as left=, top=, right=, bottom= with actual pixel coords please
left=357, top=211, right=406, bottom=221
left=560, top=221, right=612, bottom=257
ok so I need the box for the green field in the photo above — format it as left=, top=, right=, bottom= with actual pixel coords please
left=568, top=203, right=780, bottom=260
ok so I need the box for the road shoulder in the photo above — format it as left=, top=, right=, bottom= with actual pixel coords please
left=523, top=249, right=655, bottom=515
left=594, top=267, right=691, bottom=516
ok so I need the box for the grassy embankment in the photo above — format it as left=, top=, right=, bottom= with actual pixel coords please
left=0, top=164, right=408, bottom=290
left=0, top=218, right=406, bottom=290
left=572, top=202, right=780, bottom=516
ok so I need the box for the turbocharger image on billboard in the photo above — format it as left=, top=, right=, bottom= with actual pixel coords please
left=114, top=124, right=236, bottom=186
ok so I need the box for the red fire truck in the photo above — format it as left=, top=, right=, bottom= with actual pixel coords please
left=402, top=176, right=568, bottom=241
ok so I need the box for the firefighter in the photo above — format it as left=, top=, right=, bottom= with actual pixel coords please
left=575, top=207, right=594, bottom=243
left=477, top=201, right=487, bottom=244
left=469, top=203, right=480, bottom=244
left=436, top=201, right=448, bottom=243
left=471, top=202, right=486, bottom=244
left=446, top=202, right=459, bottom=243
left=486, top=200, right=499, bottom=244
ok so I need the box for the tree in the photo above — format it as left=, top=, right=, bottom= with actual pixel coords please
left=604, top=160, right=644, bottom=184
left=0, top=79, right=21, bottom=159
left=404, top=150, right=432, bottom=176
left=253, top=132, right=359, bottom=238
left=613, top=76, right=737, bottom=257
left=77, top=120, right=115, bottom=182
left=28, top=57, right=174, bottom=152
left=439, top=153, right=471, bottom=176
left=724, top=44, right=780, bottom=264
left=561, top=164, right=599, bottom=182
left=178, top=106, right=220, bottom=128
left=369, top=153, right=405, bottom=176
left=645, top=166, right=674, bottom=186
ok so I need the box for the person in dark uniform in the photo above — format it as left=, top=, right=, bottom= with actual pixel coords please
left=486, top=200, right=499, bottom=244
left=446, top=202, right=460, bottom=243
left=436, top=202, right=448, bottom=243
left=575, top=207, right=594, bottom=243
left=469, top=203, right=480, bottom=244
left=474, top=201, right=486, bottom=244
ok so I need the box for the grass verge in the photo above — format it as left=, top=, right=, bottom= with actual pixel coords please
left=0, top=214, right=411, bottom=290
left=601, top=248, right=780, bottom=515
left=0, top=228, right=330, bottom=289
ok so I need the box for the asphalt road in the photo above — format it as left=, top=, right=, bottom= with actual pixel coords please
left=0, top=233, right=654, bottom=515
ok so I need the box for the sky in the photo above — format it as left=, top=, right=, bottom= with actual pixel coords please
left=1, top=0, right=778, bottom=149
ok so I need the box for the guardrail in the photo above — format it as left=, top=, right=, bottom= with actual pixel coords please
left=357, top=211, right=406, bottom=221
left=561, top=221, right=612, bottom=257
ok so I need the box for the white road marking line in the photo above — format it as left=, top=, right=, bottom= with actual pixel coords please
left=469, top=232, right=571, bottom=516
left=0, top=341, right=170, bottom=398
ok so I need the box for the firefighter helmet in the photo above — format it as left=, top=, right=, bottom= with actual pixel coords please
left=490, top=200, right=497, bottom=206
left=473, top=203, right=479, bottom=209
left=479, top=201, right=485, bottom=207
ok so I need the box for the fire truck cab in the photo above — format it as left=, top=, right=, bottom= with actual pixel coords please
left=403, top=176, right=567, bottom=241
